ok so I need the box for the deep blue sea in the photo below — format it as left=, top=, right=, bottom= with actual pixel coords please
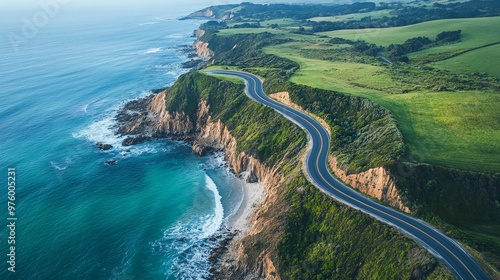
left=0, top=8, right=244, bottom=280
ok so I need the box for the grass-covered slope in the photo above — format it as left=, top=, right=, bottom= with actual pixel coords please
left=265, top=80, right=405, bottom=174
left=166, top=72, right=305, bottom=166
left=276, top=175, right=454, bottom=280
left=318, top=17, right=500, bottom=48
left=430, top=43, right=500, bottom=79
left=201, top=32, right=404, bottom=174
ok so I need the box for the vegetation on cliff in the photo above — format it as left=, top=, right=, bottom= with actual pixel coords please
left=166, top=72, right=305, bottom=166
left=169, top=0, right=500, bottom=277
left=277, top=174, right=454, bottom=280
left=164, top=71, right=452, bottom=279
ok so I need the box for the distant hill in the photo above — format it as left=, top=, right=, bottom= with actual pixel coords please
left=181, top=4, right=239, bottom=20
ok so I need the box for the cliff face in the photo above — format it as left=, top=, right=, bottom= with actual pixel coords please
left=193, top=40, right=214, bottom=60
left=116, top=91, right=194, bottom=144
left=182, top=6, right=237, bottom=20
left=193, top=28, right=205, bottom=39
left=329, top=157, right=410, bottom=213
left=185, top=7, right=214, bottom=18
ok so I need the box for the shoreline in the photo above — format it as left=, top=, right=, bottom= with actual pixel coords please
left=112, top=29, right=267, bottom=276
left=227, top=173, right=265, bottom=234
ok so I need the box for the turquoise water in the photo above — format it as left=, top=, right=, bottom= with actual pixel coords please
left=0, top=10, right=243, bottom=280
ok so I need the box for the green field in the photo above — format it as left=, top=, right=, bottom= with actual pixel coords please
left=382, top=91, right=500, bottom=173
left=217, top=27, right=284, bottom=36
left=318, top=17, right=500, bottom=48
left=213, top=16, right=500, bottom=173
left=199, top=66, right=246, bottom=84
left=430, top=43, right=500, bottom=79
left=259, top=18, right=300, bottom=27
left=316, top=16, right=500, bottom=79
left=309, top=9, right=393, bottom=22
left=264, top=42, right=500, bottom=173
left=391, top=0, right=470, bottom=6
left=264, top=42, right=405, bottom=94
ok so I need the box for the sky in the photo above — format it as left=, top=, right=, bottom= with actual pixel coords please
left=0, top=0, right=344, bottom=27
left=0, top=0, right=339, bottom=23
left=0, top=0, right=334, bottom=11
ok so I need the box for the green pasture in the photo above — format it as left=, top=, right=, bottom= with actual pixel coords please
left=318, top=17, right=500, bottom=48
left=429, top=43, right=500, bottom=79
left=309, top=9, right=393, bottom=22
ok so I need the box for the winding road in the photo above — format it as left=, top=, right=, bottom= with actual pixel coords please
left=207, top=70, right=490, bottom=280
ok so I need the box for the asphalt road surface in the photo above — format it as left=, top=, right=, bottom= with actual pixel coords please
left=207, top=70, right=490, bottom=280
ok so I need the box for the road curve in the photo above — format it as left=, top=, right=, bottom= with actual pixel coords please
left=207, top=70, right=490, bottom=280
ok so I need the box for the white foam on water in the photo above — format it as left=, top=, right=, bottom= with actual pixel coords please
left=153, top=64, right=169, bottom=69
left=73, top=117, right=170, bottom=158
left=51, top=161, right=68, bottom=171
left=155, top=175, right=226, bottom=279
left=153, top=216, right=214, bottom=279
left=165, top=34, right=186, bottom=39
left=154, top=60, right=191, bottom=81
left=203, top=174, right=224, bottom=238
left=138, top=21, right=159, bottom=26
left=82, top=103, right=89, bottom=113
left=143, top=47, right=162, bottom=54
left=72, top=115, right=126, bottom=150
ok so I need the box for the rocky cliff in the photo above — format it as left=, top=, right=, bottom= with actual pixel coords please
left=182, top=5, right=237, bottom=20
left=328, top=157, right=411, bottom=213
left=193, top=40, right=214, bottom=60
left=194, top=107, right=284, bottom=279
left=192, top=29, right=214, bottom=60
left=193, top=28, right=205, bottom=39
left=116, top=91, right=194, bottom=145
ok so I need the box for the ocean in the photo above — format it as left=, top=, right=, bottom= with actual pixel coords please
left=0, top=8, right=244, bottom=280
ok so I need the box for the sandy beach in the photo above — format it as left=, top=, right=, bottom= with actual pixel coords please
left=227, top=173, right=265, bottom=234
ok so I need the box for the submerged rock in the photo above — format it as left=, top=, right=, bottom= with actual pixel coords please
left=96, top=143, right=113, bottom=151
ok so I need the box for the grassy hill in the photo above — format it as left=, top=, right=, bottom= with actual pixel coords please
left=430, top=43, right=500, bottom=79
left=212, top=20, right=500, bottom=173
left=317, top=17, right=500, bottom=78
left=209, top=20, right=500, bottom=173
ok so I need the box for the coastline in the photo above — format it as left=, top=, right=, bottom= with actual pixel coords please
left=111, top=29, right=269, bottom=276
left=228, top=178, right=264, bottom=234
